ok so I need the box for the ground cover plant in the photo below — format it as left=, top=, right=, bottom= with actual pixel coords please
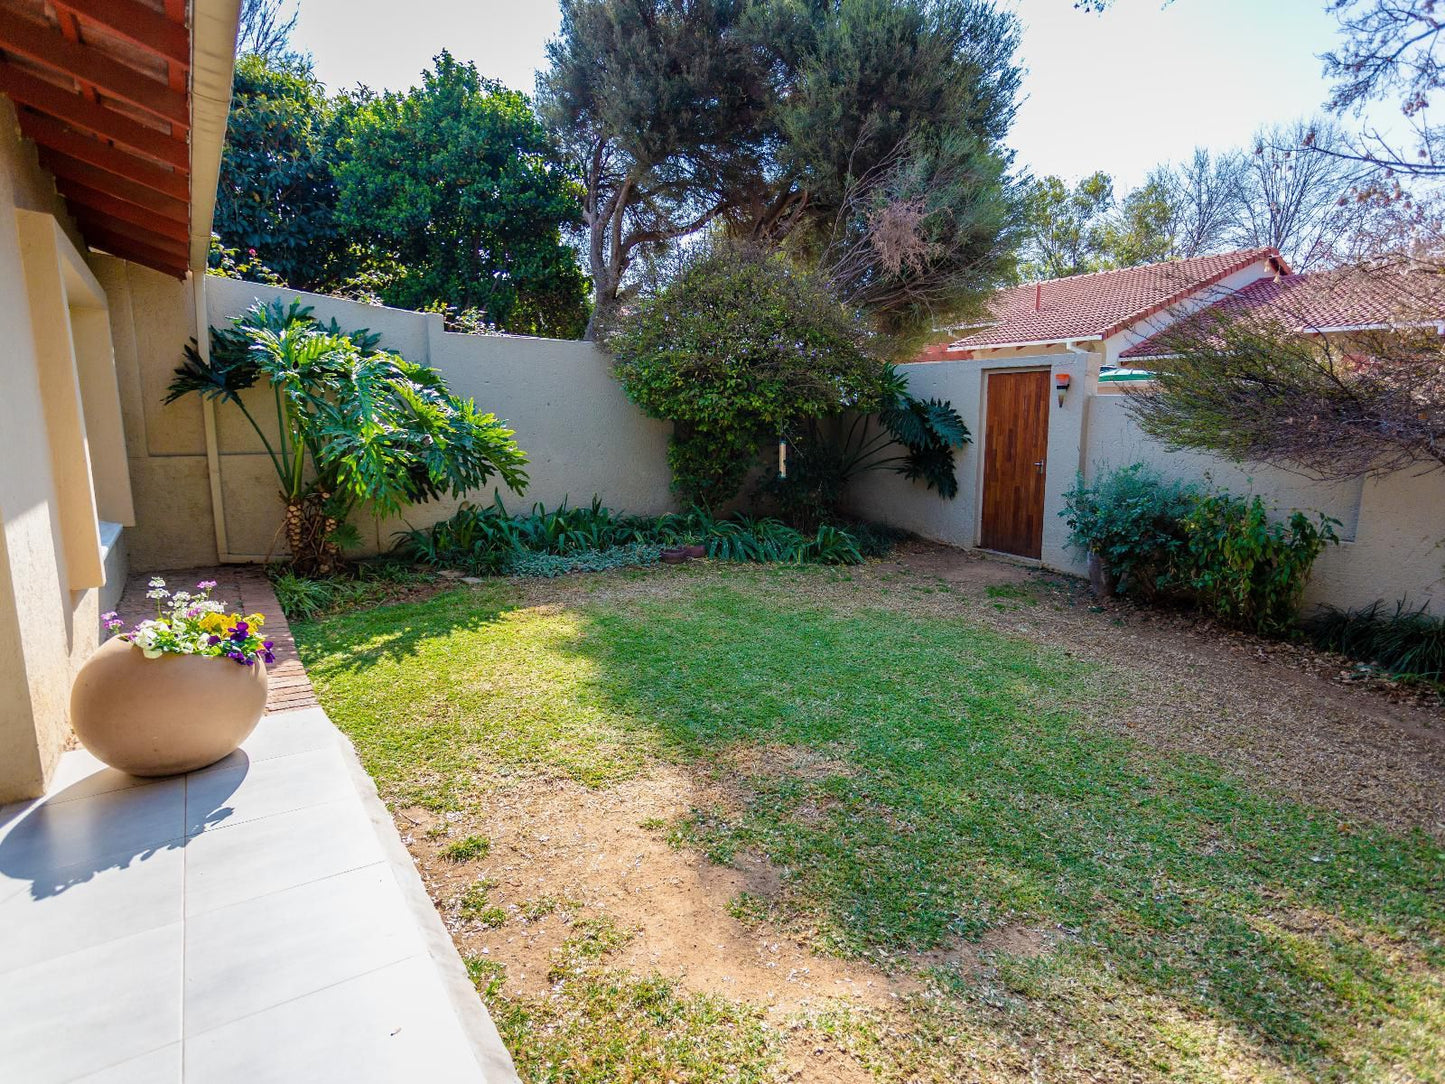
left=393, top=496, right=874, bottom=577
left=294, top=561, right=1445, bottom=1083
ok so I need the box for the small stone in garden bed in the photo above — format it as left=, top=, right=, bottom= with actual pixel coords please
left=461, top=576, right=486, bottom=584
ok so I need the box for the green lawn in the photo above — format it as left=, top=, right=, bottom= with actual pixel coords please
left=296, top=564, right=1445, bottom=1083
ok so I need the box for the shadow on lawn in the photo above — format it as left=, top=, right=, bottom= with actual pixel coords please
left=551, top=582, right=1445, bottom=1077
left=295, top=573, right=1445, bottom=1077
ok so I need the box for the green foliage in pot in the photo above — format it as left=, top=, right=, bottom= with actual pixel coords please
left=609, top=242, right=885, bottom=507
left=169, top=298, right=528, bottom=574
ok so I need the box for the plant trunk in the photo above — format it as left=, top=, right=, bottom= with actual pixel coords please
left=283, top=492, right=342, bottom=577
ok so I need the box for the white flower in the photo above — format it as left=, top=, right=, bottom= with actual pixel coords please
left=148, top=577, right=166, bottom=588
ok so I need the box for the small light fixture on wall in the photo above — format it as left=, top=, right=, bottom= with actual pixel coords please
left=1054, top=372, right=1072, bottom=407
left=778, top=437, right=788, bottom=479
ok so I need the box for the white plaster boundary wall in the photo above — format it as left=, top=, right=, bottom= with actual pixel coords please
left=203, top=277, right=675, bottom=557
left=849, top=356, right=1445, bottom=614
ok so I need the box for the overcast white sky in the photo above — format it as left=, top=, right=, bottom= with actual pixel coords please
left=289, top=0, right=1398, bottom=191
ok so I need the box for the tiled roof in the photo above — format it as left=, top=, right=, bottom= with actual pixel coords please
left=1120, top=266, right=1445, bottom=359
left=941, top=248, right=1285, bottom=351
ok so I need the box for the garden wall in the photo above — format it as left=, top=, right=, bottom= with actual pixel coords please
left=122, top=277, right=676, bottom=564
left=849, top=355, right=1445, bottom=613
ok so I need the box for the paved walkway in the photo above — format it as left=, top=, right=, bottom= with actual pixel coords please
left=0, top=567, right=518, bottom=1082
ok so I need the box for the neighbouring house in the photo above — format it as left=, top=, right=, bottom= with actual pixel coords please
left=849, top=249, right=1445, bottom=613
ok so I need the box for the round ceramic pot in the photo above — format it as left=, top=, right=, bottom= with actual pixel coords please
left=70, top=637, right=268, bottom=777
left=660, top=547, right=689, bottom=564
left=681, top=544, right=706, bottom=559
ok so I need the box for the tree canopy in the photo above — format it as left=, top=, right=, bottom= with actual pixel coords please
left=213, top=50, right=590, bottom=336
left=334, top=52, right=590, bottom=337
left=539, top=0, right=1023, bottom=344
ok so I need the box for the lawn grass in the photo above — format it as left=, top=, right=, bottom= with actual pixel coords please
left=297, top=565, right=1445, bottom=1083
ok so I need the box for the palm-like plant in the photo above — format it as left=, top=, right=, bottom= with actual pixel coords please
left=770, top=364, right=970, bottom=528
left=169, top=299, right=528, bottom=573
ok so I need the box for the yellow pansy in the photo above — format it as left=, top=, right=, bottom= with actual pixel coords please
left=199, top=612, right=228, bottom=634
left=245, top=613, right=265, bottom=629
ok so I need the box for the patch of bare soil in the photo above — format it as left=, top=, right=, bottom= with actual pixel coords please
left=883, top=542, right=1445, bottom=839
left=399, top=767, right=920, bottom=1016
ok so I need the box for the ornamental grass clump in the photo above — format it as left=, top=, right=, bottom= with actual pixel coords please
left=107, top=577, right=276, bottom=667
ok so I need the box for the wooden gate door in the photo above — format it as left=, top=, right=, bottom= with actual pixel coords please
left=979, top=370, right=1050, bottom=559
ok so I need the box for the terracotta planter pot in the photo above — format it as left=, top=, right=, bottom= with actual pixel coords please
left=660, top=547, right=689, bottom=564
left=70, top=637, right=268, bottom=777
left=681, top=544, right=706, bottom=559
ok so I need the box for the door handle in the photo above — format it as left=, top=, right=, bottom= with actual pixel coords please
left=1034, top=460, right=1045, bottom=475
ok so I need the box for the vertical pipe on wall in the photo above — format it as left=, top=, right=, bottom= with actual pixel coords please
left=195, top=273, right=232, bottom=563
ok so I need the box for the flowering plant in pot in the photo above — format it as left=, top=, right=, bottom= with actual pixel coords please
left=70, top=579, right=276, bottom=777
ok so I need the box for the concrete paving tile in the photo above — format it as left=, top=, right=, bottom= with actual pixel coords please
left=185, top=863, right=424, bottom=1035
left=71, top=1042, right=181, bottom=1083
left=184, top=744, right=356, bottom=837
left=0, top=923, right=182, bottom=1083
left=185, top=956, right=486, bottom=1083
left=183, top=796, right=386, bottom=915
left=0, top=779, right=185, bottom=900
left=0, top=841, right=183, bottom=974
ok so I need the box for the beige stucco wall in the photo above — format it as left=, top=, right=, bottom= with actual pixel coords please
left=0, top=101, right=129, bottom=802
left=850, top=349, right=1445, bottom=613
left=199, top=277, right=675, bottom=558
left=95, top=255, right=222, bottom=569
left=847, top=347, right=1093, bottom=570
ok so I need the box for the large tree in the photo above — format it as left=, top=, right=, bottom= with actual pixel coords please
left=540, top=0, right=1022, bottom=342
left=1233, top=120, right=1375, bottom=269
left=1015, top=172, right=1115, bottom=279
left=332, top=53, right=590, bottom=337
left=212, top=53, right=342, bottom=289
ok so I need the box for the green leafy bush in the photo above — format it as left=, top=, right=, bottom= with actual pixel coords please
left=763, top=365, right=971, bottom=529
left=1061, top=465, right=1200, bottom=598
left=1062, top=464, right=1338, bottom=634
left=171, top=298, right=528, bottom=574
left=1302, top=600, right=1445, bottom=683
left=610, top=242, right=886, bottom=506
left=1179, top=492, right=1338, bottom=636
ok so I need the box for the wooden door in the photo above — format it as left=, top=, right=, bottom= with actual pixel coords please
left=979, top=370, right=1050, bottom=559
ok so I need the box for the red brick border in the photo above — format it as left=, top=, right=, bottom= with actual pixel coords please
left=114, top=565, right=318, bottom=714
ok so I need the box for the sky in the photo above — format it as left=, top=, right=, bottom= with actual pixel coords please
left=288, top=0, right=1395, bottom=192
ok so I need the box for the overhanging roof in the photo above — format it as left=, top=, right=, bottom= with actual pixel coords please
left=0, top=0, right=238, bottom=278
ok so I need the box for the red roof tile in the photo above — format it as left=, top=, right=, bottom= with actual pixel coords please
left=939, top=248, right=1286, bottom=352
left=1119, top=266, right=1445, bottom=359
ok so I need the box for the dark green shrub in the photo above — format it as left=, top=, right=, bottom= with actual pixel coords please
left=762, top=365, right=971, bottom=530
left=610, top=242, right=886, bottom=506
left=1062, top=465, right=1339, bottom=635
left=506, top=544, right=665, bottom=579
left=1061, top=465, right=1200, bottom=598
left=1302, top=601, right=1445, bottom=683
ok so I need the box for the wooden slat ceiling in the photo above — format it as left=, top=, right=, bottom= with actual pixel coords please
left=0, top=0, right=191, bottom=277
